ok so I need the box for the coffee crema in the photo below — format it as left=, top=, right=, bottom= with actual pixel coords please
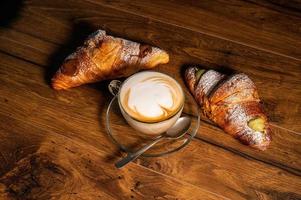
left=120, top=72, right=184, bottom=123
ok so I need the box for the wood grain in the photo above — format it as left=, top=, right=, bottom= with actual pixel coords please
left=0, top=118, right=222, bottom=200
left=247, top=0, right=301, bottom=16
left=3, top=0, right=301, bottom=131
left=196, top=122, right=301, bottom=175
left=0, top=1, right=301, bottom=199
left=0, top=0, right=299, bottom=169
left=0, top=53, right=222, bottom=200
left=0, top=51, right=300, bottom=200
left=85, top=0, right=301, bottom=60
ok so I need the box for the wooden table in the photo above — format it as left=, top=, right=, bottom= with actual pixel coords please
left=0, top=0, right=300, bottom=199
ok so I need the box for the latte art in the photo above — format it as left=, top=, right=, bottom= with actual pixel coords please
left=120, top=72, right=184, bottom=123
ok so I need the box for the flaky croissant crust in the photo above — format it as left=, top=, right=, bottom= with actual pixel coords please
left=185, top=67, right=271, bottom=150
left=52, top=30, right=169, bottom=90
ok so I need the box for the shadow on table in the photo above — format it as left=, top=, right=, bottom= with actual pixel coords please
left=45, top=21, right=123, bottom=161
left=0, top=0, right=23, bottom=27
left=45, top=21, right=96, bottom=85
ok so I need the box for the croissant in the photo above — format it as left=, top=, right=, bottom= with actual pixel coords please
left=185, top=67, right=271, bottom=150
left=52, top=30, right=169, bottom=90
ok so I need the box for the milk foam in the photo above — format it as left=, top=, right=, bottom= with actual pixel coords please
left=120, top=72, right=183, bottom=123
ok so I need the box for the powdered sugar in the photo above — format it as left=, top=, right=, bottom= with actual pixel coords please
left=119, top=39, right=140, bottom=65
left=185, top=67, right=270, bottom=148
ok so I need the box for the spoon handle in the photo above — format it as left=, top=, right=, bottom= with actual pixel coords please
left=115, top=135, right=164, bottom=168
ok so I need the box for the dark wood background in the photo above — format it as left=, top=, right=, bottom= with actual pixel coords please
left=0, top=0, right=300, bottom=199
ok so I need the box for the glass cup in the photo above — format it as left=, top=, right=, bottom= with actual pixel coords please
left=108, top=71, right=185, bottom=135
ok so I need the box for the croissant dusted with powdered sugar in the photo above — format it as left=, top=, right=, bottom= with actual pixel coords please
left=185, top=67, right=271, bottom=150
left=52, top=30, right=169, bottom=90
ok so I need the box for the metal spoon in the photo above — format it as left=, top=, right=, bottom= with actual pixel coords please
left=115, top=117, right=191, bottom=168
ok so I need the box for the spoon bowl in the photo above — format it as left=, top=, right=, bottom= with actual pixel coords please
left=165, top=117, right=191, bottom=139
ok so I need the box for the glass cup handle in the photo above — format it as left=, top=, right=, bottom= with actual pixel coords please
left=108, top=80, right=122, bottom=96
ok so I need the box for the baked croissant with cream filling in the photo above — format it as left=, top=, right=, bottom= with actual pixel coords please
left=185, top=67, right=271, bottom=150
left=52, top=30, right=169, bottom=90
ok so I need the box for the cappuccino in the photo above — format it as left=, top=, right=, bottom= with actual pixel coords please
left=120, top=71, right=184, bottom=123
